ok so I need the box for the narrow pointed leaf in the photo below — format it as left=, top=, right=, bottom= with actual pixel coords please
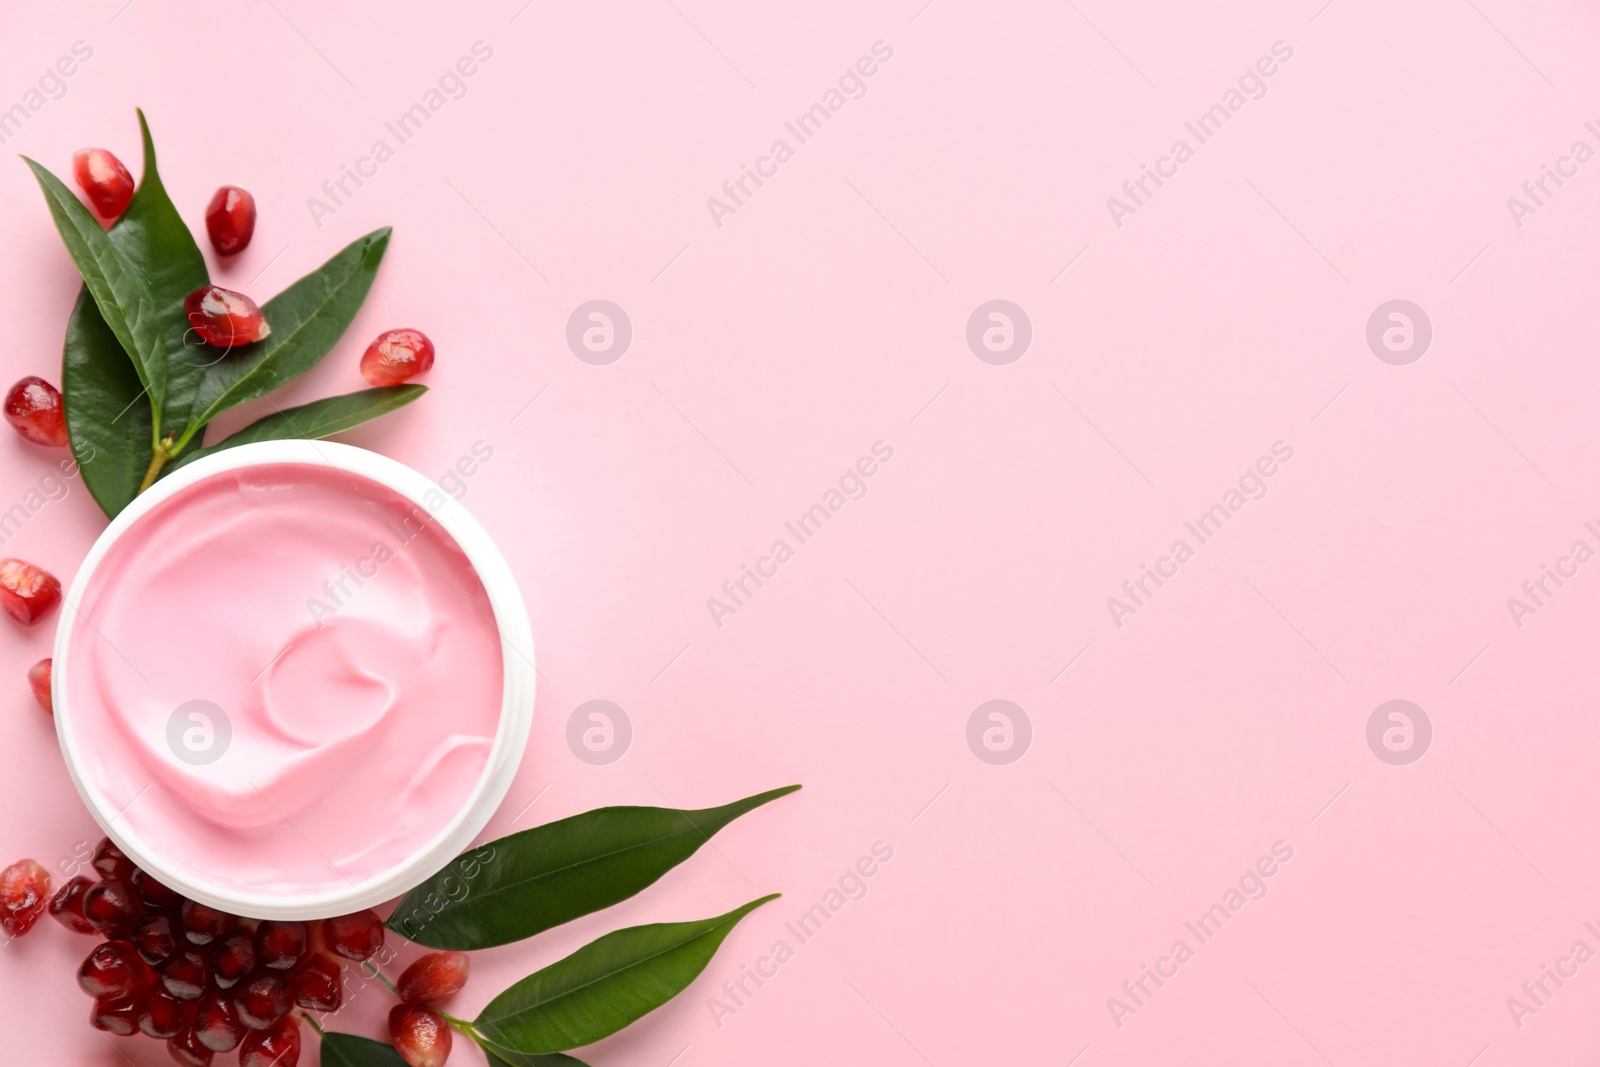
left=62, top=290, right=150, bottom=517
left=167, top=385, right=426, bottom=472
left=476, top=896, right=778, bottom=1055
left=61, top=109, right=209, bottom=517
left=485, top=1048, right=593, bottom=1067
left=25, top=155, right=167, bottom=408
left=390, top=785, right=800, bottom=950
left=318, top=1032, right=409, bottom=1067
left=173, top=228, right=391, bottom=446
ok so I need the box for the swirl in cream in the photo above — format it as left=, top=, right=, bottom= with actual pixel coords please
left=61, top=464, right=504, bottom=898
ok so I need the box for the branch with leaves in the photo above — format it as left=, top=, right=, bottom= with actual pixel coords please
left=24, top=109, right=424, bottom=519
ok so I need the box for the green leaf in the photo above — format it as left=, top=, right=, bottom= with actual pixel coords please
left=476, top=895, right=778, bottom=1055
left=166, top=385, right=426, bottom=473
left=170, top=228, right=391, bottom=451
left=24, top=154, right=168, bottom=410
left=318, top=1031, right=410, bottom=1067
left=61, top=109, right=210, bottom=518
left=485, top=1047, right=593, bottom=1067
left=390, top=785, right=800, bottom=951
left=62, top=289, right=151, bottom=517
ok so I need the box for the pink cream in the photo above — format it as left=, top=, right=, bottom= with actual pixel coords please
left=62, top=463, right=504, bottom=898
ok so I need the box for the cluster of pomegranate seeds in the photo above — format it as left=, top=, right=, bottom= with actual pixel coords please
left=3, top=376, right=69, bottom=447
left=0, top=558, right=60, bottom=626
left=0, top=858, right=51, bottom=937
left=359, top=329, right=434, bottom=387
left=389, top=1004, right=451, bottom=1067
left=205, top=185, right=256, bottom=256
left=48, top=837, right=385, bottom=1066
left=71, top=147, right=134, bottom=218
left=28, top=658, right=52, bottom=714
left=185, top=285, right=271, bottom=348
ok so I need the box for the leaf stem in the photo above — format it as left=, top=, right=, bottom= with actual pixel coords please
left=362, top=960, right=400, bottom=997
left=304, top=1013, right=326, bottom=1036
left=137, top=437, right=173, bottom=494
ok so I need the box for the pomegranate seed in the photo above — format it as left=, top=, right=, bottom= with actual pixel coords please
left=84, top=878, right=141, bottom=938
left=289, top=952, right=342, bottom=1011
left=49, top=875, right=96, bottom=934
left=389, top=1004, right=451, bottom=1067
left=212, top=932, right=256, bottom=989
left=79, top=940, right=144, bottom=999
left=133, top=867, right=181, bottom=910
left=360, top=329, right=434, bottom=387
left=92, top=837, right=135, bottom=881
left=27, top=658, right=52, bottom=715
left=205, top=186, right=256, bottom=256
left=184, top=286, right=270, bottom=348
left=235, top=973, right=291, bottom=1030
left=90, top=995, right=139, bottom=1036
left=72, top=148, right=135, bottom=218
left=138, top=986, right=192, bottom=1039
left=3, top=377, right=68, bottom=447
left=398, top=951, right=470, bottom=1005
left=255, top=920, right=307, bottom=971
left=133, top=913, right=179, bottom=966
left=239, top=1014, right=302, bottom=1067
left=170, top=1026, right=216, bottom=1067
left=180, top=900, right=238, bottom=946
left=0, top=558, right=60, bottom=626
left=322, top=909, right=384, bottom=961
left=162, top=947, right=210, bottom=1000
left=194, top=991, right=246, bottom=1052
left=0, top=858, right=50, bottom=937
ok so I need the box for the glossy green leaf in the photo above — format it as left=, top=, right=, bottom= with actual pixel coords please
left=318, top=1031, right=410, bottom=1067
left=166, top=385, right=426, bottom=473
left=169, top=228, right=391, bottom=451
left=485, top=1047, right=593, bottom=1067
left=390, top=785, right=800, bottom=950
left=62, top=289, right=151, bottom=517
left=61, top=109, right=209, bottom=517
left=24, top=155, right=168, bottom=409
left=477, top=896, right=778, bottom=1055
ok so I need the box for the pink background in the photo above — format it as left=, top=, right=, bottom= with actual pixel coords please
left=3, top=0, right=1600, bottom=1063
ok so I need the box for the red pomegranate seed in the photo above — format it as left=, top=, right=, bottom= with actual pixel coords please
left=84, top=878, right=141, bottom=938
left=398, top=951, right=470, bottom=1005
left=132, top=867, right=181, bottom=910
left=360, top=329, right=434, bottom=387
left=184, top=286, right=270, bottom=348
left=0, top=858, right=50, bottom=937
left=90, top=995, right=139, bottom=1035
left=180, top=900, right=238, bottom=946
left=212, top=932, right=256, bottom=989
left=322, top=909, right=384, bottom=961
left=92, top=837, right=135, bottom=881
left=133, top=913, right=179, bottom=966
left=170, top=1026, right=216, bottom=1067
left=49, top=875, right=96, bottom=934
left=72, top=148, right=135, bottom=218
left=235, top=973, right=291, bottom=1030
left=194, top=991, right=246, bottom=1052
left=389, top=1004, right=451, bottom=1067
left=3, top=377, right=69, bottom=447
left=205, top=186, right=256, bottom=256
left=0, top=558, right=60, bottom=626
left=289, top=952, right=342, bottom=1011
left=162, top=947, right=210, bottom=1000
left=27, top=658, right=52, bottom=715
left=138, top=986, right=191, bottom=1039
left=255, top=920, right=307, bottom=971
left=239, top=1014, right=302, bottom=1067
left=79, top=940, right=144, bottom=999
